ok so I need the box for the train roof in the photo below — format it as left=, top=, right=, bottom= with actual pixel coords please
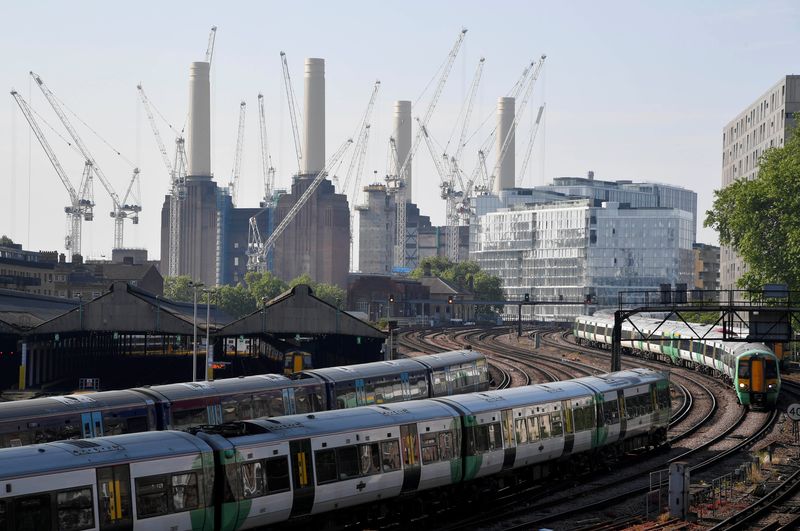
left=136, top=373, right=296, bottom=401
left=199, top=400, right=459, bottom=448
left=0, top=431, right=210, bottom=480
left=435, top=380, right=594, bottom=413
left=411, top=349, right=485, bottom=369
left=298, top=358, right=428, bottom=382
left=571, top=368, right=668, bottom=394
left=0, top=390, right=152, bottom=422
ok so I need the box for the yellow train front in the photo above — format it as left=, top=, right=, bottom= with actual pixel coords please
left=733, top=346, right=780, bottom=409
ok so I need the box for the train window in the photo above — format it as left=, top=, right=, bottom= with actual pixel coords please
left=336, top=385, right=357, bottom=409
left=515, top=418, right=529, bottom=444
left=622, top=329, right=632, bottom=340
left=603, top=400, right=620, bottom=424
left=135, top=476, right=169, bottom=518
left=538, top=415, right=551, bottom=439
left=380, top=440, right=401, bottom=471
left=265, top=456, right=291, bottom=492
left=766, top=359, right=778, bottom=378
left=237, top=397, right=253, bottom=420
left=488, top=423, right=503, bottom=450
left=526, top=416, right=540, bottom=441
left=439, top=431, right=455, bottom=460
left=431, top=370, right=448, bottom=396
left=269, top=394, right=285, bottom=417
left=359, top=443, right=381, bottom=475
left=294, top=388, right=319, bottom=414
left=172, top=407, right=207, bottom=430
left=657, top=386, right=670, bottom=410
left=241, top=461, right=266, bottom=499
left=738, top=361, right=750, bottom=378
left=572, top=406, right=593, bottom=432
left=104, top=414, right=125, bottom=436
left=14, top=494, right=51, bottom=530
left=252, top=396, right=271, bottom=418
left=551, top=412, right=564, bottom=436
left=170, top=473, right=199, bottom=512
left=692, top=342, right=703, bottom=354
left=336, top=446, right=360, bottom=480
left=420, top=433, right=439, bottom=463
left=315, top=449, right=337, bottom=484
left=221, top=398, right=238, bottom=422
left=56, top=487, right=94, bottom=531
left=680, top=340, right=690, bottom=351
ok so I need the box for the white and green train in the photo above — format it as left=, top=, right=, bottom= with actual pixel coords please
left=574, top=314, right=780, bottom=408
left=0, top=369, right=669, bottom=530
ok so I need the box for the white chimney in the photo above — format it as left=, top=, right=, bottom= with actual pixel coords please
left=494, top=96, right=515, bottom=192
left=187, top=61, right=211, bottom=178
left=303, top=58, right=325, bottom=175
left=393, top=100, right=412, bottom=202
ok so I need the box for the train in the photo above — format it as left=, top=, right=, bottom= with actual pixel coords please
left=0, top=368, right=670, bottom=531
left=0, top=350, right=489, bottom=449
left=573, top=314, right=781, bottom=408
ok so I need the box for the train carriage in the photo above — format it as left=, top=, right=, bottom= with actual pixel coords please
left=0, top=431, right=215, bottom=531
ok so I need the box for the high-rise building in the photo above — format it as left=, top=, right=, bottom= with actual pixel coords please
left=720, top=75, right=800, bottom=290
left=692, top=243, right=720, bottom=292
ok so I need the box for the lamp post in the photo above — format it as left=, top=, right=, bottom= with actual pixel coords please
left=387, top=293, right=395, bottom=360
left=203, top=288, right=214, bottom=381
left=189, top=281, right=204, bottom=382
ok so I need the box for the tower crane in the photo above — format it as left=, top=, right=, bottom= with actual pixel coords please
left=257, top=93, right=276, bottom=206
left=342, top=81, right=380, bottom=203
left=229, top=101, right=246, bottom=206
left=519, top=104, right=545, bottom=186
left=31, top=71, right=140, bottom=250
left=280, top=51, right=303, bottom=175
left=205, top=26, right=218, bottom=64
left=388, top=28, right=468, bottom=269
left=247, top=138, right=353, bottom=271
left=138, top=84, right=187, bottom=276
left=11, top=90, right=94, bottom=260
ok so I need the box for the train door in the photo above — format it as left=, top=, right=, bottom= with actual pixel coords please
left=81, top=411, right=104, bottom=438
left=289, top=439, right=314, bottom=518
left=355, top=379, right=367, bottom=406
left=501, top=409, right=516, bottom=470
left=750, top=357, right=765, bottom=393
left=400, top=423, right=421, bottom=492
left=96, top=464, right=133, bottom=530
left=400, top=372, right=411, bottom=400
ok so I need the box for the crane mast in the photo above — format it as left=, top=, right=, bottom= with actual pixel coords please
left=11, top=89, right=94, bottom=259
left=342, top=81, right=380, bottom=202
left=247, top=138, right=353, bottom=270
left=229, top=101, right=246, bottom=206
left=257, top=93, right=276, bottom=206
left=391, top=28, right=468, bottom=269
left=31, top=71, right=139, bottom=249
left=518, top=104, right=545, bottom=185
left=280, top=51, right=303, bottom=175
left=205, top=26, right=217, bottom=64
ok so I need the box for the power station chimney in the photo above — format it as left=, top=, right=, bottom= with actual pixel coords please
left=187, top=61, right=211, bottom=178
left=303, top=58, right=325, bottom=175
left=494, top=96, right=515, bottom=192
left=393, top=100, right=412, bottom=202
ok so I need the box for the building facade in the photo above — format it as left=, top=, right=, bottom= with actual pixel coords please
left=720, top=75, right=800, bottom=290
left=470, top=200, right=694, bottom=321
left=692, top=243, right=720, bottom=292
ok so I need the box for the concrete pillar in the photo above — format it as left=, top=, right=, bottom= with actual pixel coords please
left=187, top=61, right=211, bottom=177
left=494, top=97, right=515, bottom=192
left=669, top=462, right=690, bottom=519
left=303, top=58, right=325, bottom=175
left=393, top=100, right=412, bottom=202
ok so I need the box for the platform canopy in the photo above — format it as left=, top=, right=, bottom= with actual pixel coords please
left=31, top=281, right=232, bottom=336
left=0, top=288, right=78, bottom=333
left=219, top=284, right=386, bottom=339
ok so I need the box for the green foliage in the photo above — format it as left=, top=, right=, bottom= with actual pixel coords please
left=410, top=256, right=504, bottom=311
left=213, top=284, right=257, bottom=319
left=245, top=271, right=288, bottom=304
left=0, top=235, right=15, bottom=247
left=679, top=311, right=720, bottom=325
left=705, top=126, right=800, bottom=290
left=163, top=275, right=196, bottom=302
left=289, top=274, right=345, bottom=307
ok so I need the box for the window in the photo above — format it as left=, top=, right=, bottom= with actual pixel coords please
left=57, top=487, right=94, bottom=531
left=439, top=431, right=455, bottom=460
left=420, top=433, right=439, bottom=464
left=315, top=449, right=337, bottom=484
left=265, top=457, right=291, bottom=492
left=136, top=476, right=169, bottom=518
left=241, top=461, right=265, bottom=499
left=603, top=399, right=620, bottom=424
left=515, top=418, right=528, bottom=444
left=539, top=415, right=551, bottom=439
left=170, top=473, right=198, bottom=512
left=336, top=446, right=360, bottom=480
left=527, top=416, right=540, bottom=441
left=359, top=443, right=381, bottom=475
left=738, top=361, right=750, bottom=378
left=550, top=412, right=564, bottom=436
left=765, top=359, right=778, bottom=379
left=381, top=440, right=401, bottom=471
left=14, top=494, right=51, bottom=530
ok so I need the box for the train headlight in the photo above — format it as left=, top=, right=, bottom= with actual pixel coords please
left=767, top=383, right=776, bottom=390
left=738, top=383, right=749, bottom=391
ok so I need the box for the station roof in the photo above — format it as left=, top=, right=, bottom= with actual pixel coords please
left=219, top=284, right=386, bottom=339
left=0, top=289, right=78, bottom=333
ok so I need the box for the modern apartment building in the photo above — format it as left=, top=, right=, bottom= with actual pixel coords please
left=720, top=75, right=800, bottom=289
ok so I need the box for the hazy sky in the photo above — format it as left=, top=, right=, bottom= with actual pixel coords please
left=2, top=0, right=798, bottom=260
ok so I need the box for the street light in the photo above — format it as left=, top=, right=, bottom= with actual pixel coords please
left=202, top=288, right=215, bottom=381
left=188, top=281, right=204, bottom=382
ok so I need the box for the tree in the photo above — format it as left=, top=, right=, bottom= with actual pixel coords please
left=288, top=274, right=346, bottom=306
left=163, top=275, right=196, bottom=302
left=411, top=256, right=504, bottom=311
left=245, top=271, right=287, bottom=305
left=214, top=284, right=257, bottom=319
left=0, top=235, right=15, bottom=247
left=705, top=125, right=800, bottom=290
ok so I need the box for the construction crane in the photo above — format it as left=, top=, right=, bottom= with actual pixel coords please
left=247, top=138, right=353, bottom=271
left=11, top=90, right=94, bottom=259
left=342, top=81, right=380, bottom=203
left=388, top=28, right=468, bottom=269
left=137, top=84, right=187, bottom=276
left=280, top=51, right=303, bottom=175
left=229, top=101, right=246, bottom=206
left=519, top=104, right=545, bottom=186
left=205, top=26, right=218, bottom=64
left=257, top=93, right=276, bottom=206
left=31, top=71, right=140, bottom=249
